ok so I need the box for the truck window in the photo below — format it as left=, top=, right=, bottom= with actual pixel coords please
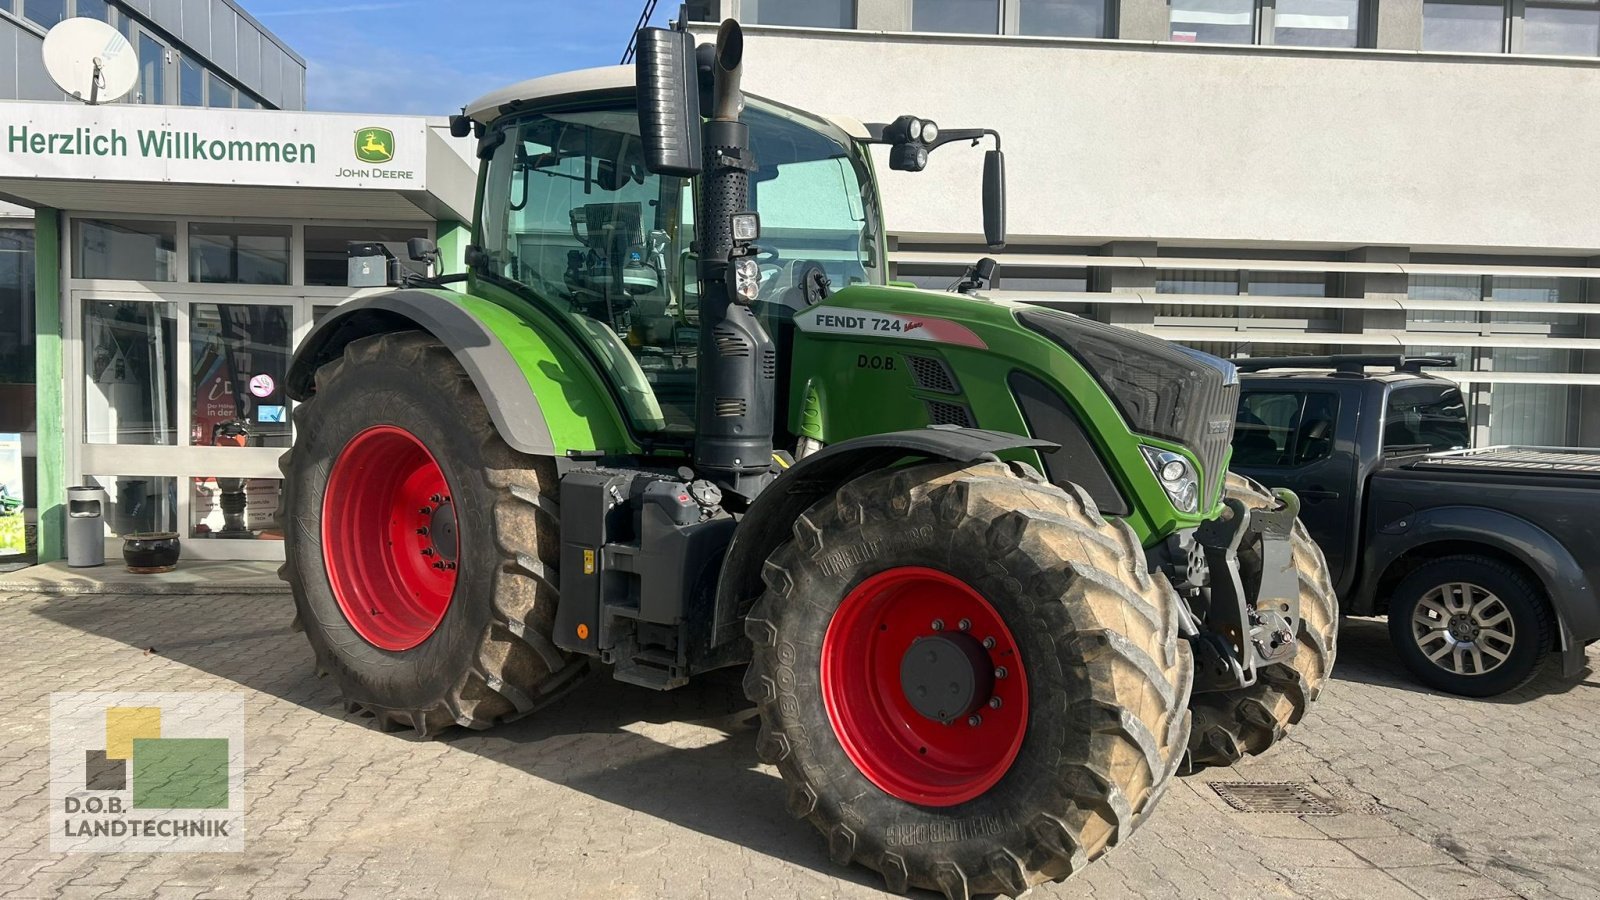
left=1384, top=385, right=1469, bottom=453
left=1234, top=392, right=1338, bottom=467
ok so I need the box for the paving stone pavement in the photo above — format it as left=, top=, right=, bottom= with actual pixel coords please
left=1, top=588, right=1598, bottom=899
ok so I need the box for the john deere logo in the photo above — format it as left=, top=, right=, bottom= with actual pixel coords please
left=355, top=128, right=394, bottom=164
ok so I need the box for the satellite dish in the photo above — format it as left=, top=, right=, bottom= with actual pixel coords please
left=42, top=18, right=139, bottom=105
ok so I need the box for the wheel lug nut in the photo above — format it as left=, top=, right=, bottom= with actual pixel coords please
left=430, top=493, right=444, bottom=503
left=967, top=714, right=982, bottom=727
left=989, top=697, right=1002, bottom=709
left=432, top=561, right=445, bottom=570
left=983, top=636, right=996, bottom=649
left=416, top=526, right=429, bottom=536
left=422, top=548, right=434, bottom=557
left=994, top=666, right=1008, bottom=679
left=419, top=506, right=431, bottom=515
left=931, top=619, right=945, bottom=632
left=958, top=618, right=972, bottom=631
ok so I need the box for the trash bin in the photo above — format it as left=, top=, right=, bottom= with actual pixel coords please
left=67, top=486, right=109, bottom=568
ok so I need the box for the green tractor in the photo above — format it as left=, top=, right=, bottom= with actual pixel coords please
left=282, top=20, right=1337, bottom=897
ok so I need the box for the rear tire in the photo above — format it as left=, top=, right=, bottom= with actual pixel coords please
left=1387, top=555, right=1551, bottom=697
left=744, top=460, right=1192, bottom=898
left=1183, top=472, right=1339, bottom=772
left=281, top=331, right=588, bottom=736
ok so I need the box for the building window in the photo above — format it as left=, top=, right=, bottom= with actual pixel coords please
left=189, top=304, right=293, bottom=449
left=303, top=226, right=428, bottom=287
left=915, top=0, right=1003, bottom=32
left=188, top=223, right=291, bottom=285
left=1422, top=0, right=1600, bottom=55
left=238, top=95, right=261, bottom=110
left=207, top=74, right=235, bottom=109
left=0, top=230, right=35, bottom=391
left=72, top=219, right=177, bottom=281
left=76, top=0, right=110, bottom=22
left=22, top=0, right=67, bottom=29
left=180, top=59, right=204, bottom=107
left=1523, top=1, right=1600, bottom=54
left=82, top=301, right=179, bottom=445
left=1423, top=0, right=1506, bottom=50
left=1017, top=0, right=1110, bottom=36
left=1171, top=0, right=1367, bottom=45
left=745, top=0, right=856, bottom=27
left=137, top=33, right=165, bottom=104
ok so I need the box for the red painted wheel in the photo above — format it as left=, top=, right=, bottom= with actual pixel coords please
left=322, top=425, right=460, bottom=651
left=820, top=566, right=1029, bottom=807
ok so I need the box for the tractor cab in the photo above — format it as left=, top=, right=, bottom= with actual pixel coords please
left=463, top=67, right=897, bottom=436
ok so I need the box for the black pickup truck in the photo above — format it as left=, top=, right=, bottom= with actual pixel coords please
left=1230, top=355, right=1600, bottom=696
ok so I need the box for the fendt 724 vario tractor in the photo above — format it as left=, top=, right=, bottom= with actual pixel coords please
left=281, top=20, right=1337, bottom=898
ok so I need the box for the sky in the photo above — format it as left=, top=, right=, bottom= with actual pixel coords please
left=247, top=0, right=674, bottom=115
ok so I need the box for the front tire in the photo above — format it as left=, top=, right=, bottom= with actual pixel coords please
left=282, top=331, right=587, bottom=736
left=1184, top=473, right=1339, bottom=772
left=1387, top=555, right=1551, bottom=697
left=744, top=460, right=1192, bottom=898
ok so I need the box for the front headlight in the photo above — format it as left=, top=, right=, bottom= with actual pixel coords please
left=1141, top=446, right=1199, bottom=513
left=732, top=256, right=761, bottom=305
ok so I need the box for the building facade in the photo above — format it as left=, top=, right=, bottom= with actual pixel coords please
left=0, top=2, right=481, bottom=565
left=689, top=0, right=1600, bottom=449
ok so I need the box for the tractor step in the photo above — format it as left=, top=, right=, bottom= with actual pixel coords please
left=612, top=649, right=689, bottom=690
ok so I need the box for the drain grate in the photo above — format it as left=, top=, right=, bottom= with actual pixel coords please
left=1210, top=781, right=1340, bottom=816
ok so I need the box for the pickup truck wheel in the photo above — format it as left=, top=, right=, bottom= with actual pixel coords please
left=1387, top=556, right=1551, bottom=697
left=1184, top=473, right=1339, bottom=773
left=745, top=460, right=1192, bottom=897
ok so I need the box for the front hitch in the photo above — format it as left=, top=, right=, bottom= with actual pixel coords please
left=1185, top=488, right=1303, bottom=693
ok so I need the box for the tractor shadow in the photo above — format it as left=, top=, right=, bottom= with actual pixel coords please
left=1327, top=616, right=1599, bottom=702
left=29, top=591, right=907, bottom=893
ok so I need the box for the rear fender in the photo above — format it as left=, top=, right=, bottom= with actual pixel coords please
left=711, top=427, right=1054, bottom=648
left=287, top=289, right=632, bottom=456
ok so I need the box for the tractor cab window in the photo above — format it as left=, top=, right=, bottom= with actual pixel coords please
left=476, top=101, right=881, bottom=435
left=479, top=108, right=696, bottom=433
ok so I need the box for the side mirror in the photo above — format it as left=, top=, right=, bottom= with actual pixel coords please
left=635, top=27, right=703, bottom=177
left=407, top=237, right=439, bottom=264
left=447, top=114, right=471, bottom=139
left=983, top=149, right=1007, bottom=251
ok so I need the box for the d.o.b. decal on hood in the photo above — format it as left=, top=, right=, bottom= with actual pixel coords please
left=794, top=307, right=988, bottom=349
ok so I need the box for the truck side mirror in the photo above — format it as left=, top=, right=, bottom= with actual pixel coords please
left=407, top=237, right=438, bottom=264
left=635, top=27, right=703, bottom=178
left=983, top=149, right=1006, bottom=250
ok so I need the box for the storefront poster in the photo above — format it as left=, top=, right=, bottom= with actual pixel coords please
left=0, top=433, right=23, bottom=557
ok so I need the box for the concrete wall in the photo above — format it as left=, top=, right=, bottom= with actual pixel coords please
left=710, top=26, right=1600, bottom=254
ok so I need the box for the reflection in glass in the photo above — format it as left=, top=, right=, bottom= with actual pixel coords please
left=180, top=58, right=204, bottom=107
left=190, top=304, right=293, bottom=449
left=192, top=477, right=283, bottom=540
left=1524, top=3, right=1600, bottom=54
left=0, top=229, right=36, bottom=388
left=1171, top=0, right=1254, bottom=42
left=138, top=33, right=164, bottom=104
left=913, top=0, right=1002, bottom=33
left=1020, top=0, right=1108, bottom=37
left=1423, top=0, right=1504, bottom=51
left=77, top=0, right=110, bottom=21
left=208, top=73, right=235, bottom=108
left=86, top=475, right=176, bottom=537
left=73, top=220, right=177, bottom=281
left=83, top=301, right=177, bottom=445
left=189, top=223, right=291, bottom=284
left=24, top=0, right=67, bottom=28
left=1274, top=0, right=1361, bottom=47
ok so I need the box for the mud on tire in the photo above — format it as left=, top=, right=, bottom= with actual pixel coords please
left=1183, top=472, right=1339, bottom=772
left=743, top=460, right=1193, bottom=899
left=281, top=331, right=587, bottom=736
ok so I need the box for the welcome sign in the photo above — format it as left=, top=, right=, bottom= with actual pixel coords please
left=0, top=102, right=428, bottom=191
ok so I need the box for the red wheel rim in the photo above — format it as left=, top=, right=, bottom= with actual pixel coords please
left=821, top=567, right=1029, bottom=806
left=322, top=425, right=459, bottom=651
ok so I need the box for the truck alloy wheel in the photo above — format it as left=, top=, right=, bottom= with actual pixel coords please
left=1388, top=555, right=1552, bottom=697
left=746, top=460, right=1191, bottom=898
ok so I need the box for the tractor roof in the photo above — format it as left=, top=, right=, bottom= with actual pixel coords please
left=462, top=65, right=873, bottom=141
left=465, top=65, right=633, bottom=125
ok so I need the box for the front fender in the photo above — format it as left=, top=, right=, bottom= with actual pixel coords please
left=1362, top=504, right=1599, bottom=650
left=287, top=289, right=632, bottom=457
left=710, top=427, right=1053, bottom=649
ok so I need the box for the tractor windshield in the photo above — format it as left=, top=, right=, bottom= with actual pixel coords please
left=476, top=97, right=882, bottom=434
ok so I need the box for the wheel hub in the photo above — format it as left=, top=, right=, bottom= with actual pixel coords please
left=321, top=425, right=460, bottom=652
left=1411, top=581, right=1515, bottom=676
left=820, top=567, right=1029, bottom=807
left=900, top=633, right=995, bottom=724
left=1447, top=613, right=1478, bottom=643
